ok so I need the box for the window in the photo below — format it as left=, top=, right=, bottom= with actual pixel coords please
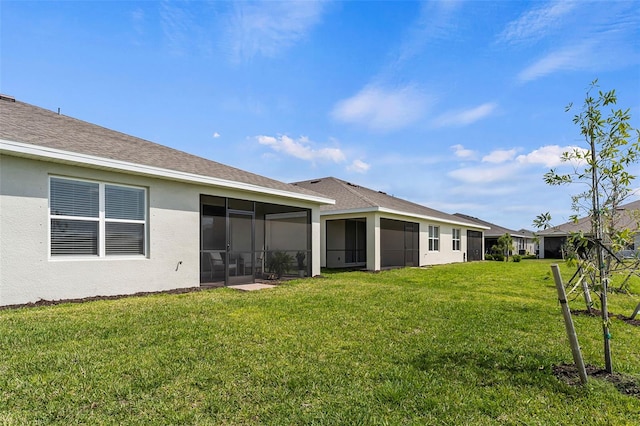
left=50, top=177, right=146, bottom=257
left=452, top=228, right=461, bottom=251
left=428, top=225, right=440, bottom=251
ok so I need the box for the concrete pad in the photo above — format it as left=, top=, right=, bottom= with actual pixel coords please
left=229, top=283, right=276, bottom=291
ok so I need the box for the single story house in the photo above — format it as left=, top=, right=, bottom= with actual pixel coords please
left=536, top=200, right=640, bottom=259
left=292, top=177, right=488, bottom=270
left=516, top=229, right=538, bottom=255
left=0, top=96, right=334, bottom=307
left=453, top=213, right=537, bottom=256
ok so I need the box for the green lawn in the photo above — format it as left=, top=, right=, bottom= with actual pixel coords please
left=1, top=260, right=638, bottom=425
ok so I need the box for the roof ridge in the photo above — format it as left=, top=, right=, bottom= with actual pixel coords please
left=333, top=177, right=378, bottom=208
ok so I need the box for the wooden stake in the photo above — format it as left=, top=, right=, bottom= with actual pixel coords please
left=631, top=302, right=640, bottom=320
left=579, top=275, right=593, bottom=314
left=551, top=264, right=588, bottom=385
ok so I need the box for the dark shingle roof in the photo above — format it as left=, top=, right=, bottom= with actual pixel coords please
left=453, top=213, right=528, bottom=238
left=536, top=200, right=640, bottom=236
left=518, top=229, right=536, bottom=238
left=0, top=97, right=329, bottom=202
left=293, top=177, right=485, bottom=228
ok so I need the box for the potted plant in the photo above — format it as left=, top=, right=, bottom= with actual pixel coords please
left=296, top=251, right=306, bottom=277
left=266, top=251, right=293, bottom=279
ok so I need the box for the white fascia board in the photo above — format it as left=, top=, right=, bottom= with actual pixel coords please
left=377, top=207, right=490, bottom=229
left=320, top=206, right=489, bottom=230
left=320, top=207, right=379, bottom=216
left=0, top=139, right=335, bottom=205
left=510, top=233, right=529, bottom=239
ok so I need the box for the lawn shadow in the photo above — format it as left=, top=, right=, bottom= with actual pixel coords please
left=410, top=348, right=561, bottom=389
left=411, top=349, right=640, bottom=399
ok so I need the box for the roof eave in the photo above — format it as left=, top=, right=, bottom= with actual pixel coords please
left=320, top=206, right=488, bottom=229
left=1, top=139, right=335, bottom=205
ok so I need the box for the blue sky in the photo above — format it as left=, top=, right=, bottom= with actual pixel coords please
left=2, top=0, right=639, bottom=231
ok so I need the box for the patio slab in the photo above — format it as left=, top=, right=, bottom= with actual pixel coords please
left=229, top=283, right=276, bottom=291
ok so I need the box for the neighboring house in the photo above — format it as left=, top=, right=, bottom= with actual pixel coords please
left=453, top=214, right=537, bottom=256
left=535, top=200, right=640, bottom=259
left=0, top=96, right=334, bottom=307
left=517, top=229, right=538, bottom=256
left=292, top=177, right=488, bottom=270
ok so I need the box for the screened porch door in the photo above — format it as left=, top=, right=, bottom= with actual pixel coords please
left=228, top=211, right=254, bottom=285
left=200, top=197, right=255, bottom=286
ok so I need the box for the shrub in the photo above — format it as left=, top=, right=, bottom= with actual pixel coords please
left=267, top=251, right=293, bottom=279
left=493, top=253, right=505, bottom=262
left=484, top=254, right=493, bottom=261
left=512, top=254, right=522, bottom=262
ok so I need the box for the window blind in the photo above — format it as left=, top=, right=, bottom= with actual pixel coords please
left=51, top=219, right=98, bottom=255
left=50, top=178, right=99, bottom=217
left=106, top=185, right=145, bottom=220
left=106, top=222, right=144, bottom=255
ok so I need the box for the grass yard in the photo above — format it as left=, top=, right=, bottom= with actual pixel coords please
left=1, top=260, right=639, bottom=425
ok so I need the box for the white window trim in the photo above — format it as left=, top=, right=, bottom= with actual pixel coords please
left=428, top=225, right=440, bottom=252
left=452, top=228, right=461, bottom=251
left=49, top=176, right=148, bottom=260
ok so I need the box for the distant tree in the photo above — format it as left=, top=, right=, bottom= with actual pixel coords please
left=543, top=79, right=640, bottom=374
left=492, top=233, right=514, bottom=262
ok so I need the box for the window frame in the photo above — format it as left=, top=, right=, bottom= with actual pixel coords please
left=428, top=225, right=440, bottom=251
left=452, top=228, right=461, bottom=251
left=49, top=176, right=148, bottom=259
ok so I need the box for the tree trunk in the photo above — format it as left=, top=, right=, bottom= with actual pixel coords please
left=590, top=131, right=613, bottom=373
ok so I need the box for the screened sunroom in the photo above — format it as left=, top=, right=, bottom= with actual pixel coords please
left=200, top=195, right=311, bottom=285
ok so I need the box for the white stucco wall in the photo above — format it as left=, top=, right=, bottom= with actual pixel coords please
left=418, top=220, right=468, bottom=265
left=0, top=155, right=323, bottom=306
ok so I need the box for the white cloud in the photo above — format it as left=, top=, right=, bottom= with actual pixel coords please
left=448, top=144, right=586, bottom=186
left=347, top=159, right=371, bottom=173
left=497, top=1, right=577, bottom=45
left=482, top=149, right=517, bottom=164
left=514, top=3, right=640, bottom=82
left=516, top=145, right=587, bottom=167
left=131, top=7, right=145, bottom=36
left=451, top=144, right=476, bottom=160
left=212, top=132, right=221, bottom=138
left=395, top=0, right=463, bottom=64
left=160, top=0, right=196, bottom=55
left=449, top=182, right=519, bottom=197
left=375, top=153, right=445, bottom=166
left=225, top=1, right=326, bottom=62
left=448, top=163, right=517, bottom=184
left=331, top=84, right=430, bottom=132
left=517, top=42, right=594, bottom=82
left=256, top=134, right=346, bottom=163
left=432, top=102, right=497, bottom=127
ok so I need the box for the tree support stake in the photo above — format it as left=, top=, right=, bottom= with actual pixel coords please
left=551, top=264, right=588, bottom=385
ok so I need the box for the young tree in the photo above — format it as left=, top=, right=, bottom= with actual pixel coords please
left=532, top=213, right=553, bottom=259
left=493, top=233, right=514, bottom=261
left=544, top=80, right=640, bottom=373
